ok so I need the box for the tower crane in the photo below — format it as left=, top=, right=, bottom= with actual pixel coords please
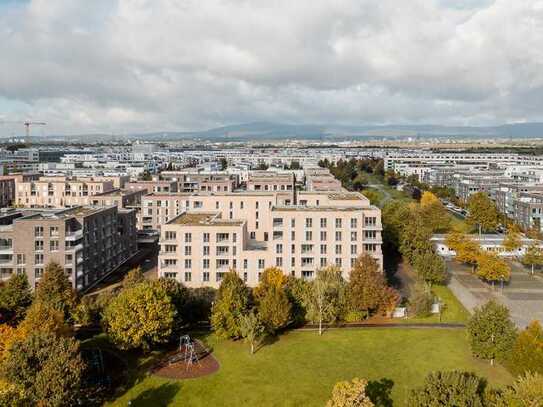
left=0, top=120, right=46, bottom=138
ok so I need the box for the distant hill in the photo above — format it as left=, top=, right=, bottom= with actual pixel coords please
left=9, top=121, right=543, bottom=142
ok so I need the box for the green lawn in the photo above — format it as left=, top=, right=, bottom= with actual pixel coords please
left=107, top=328, right=511, bottom=407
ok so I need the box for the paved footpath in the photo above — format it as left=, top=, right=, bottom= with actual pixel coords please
left=447, top=260, right=543, bottom=329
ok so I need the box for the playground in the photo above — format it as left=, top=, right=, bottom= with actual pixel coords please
left=151, top=335, right=220, bottom=380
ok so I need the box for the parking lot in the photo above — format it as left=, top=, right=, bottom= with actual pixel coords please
left=447, top=260, right=543, bottom=328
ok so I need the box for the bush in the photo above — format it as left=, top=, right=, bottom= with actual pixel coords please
left=327, top=377, right=374, bottom=407
left=344, top=310, right=368, bottom=323
left=408, top=371, right=488, bottom=407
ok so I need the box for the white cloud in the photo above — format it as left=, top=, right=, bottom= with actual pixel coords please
left=0, top=0, right=542, bottom=135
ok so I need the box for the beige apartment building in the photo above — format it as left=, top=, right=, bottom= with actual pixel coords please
left=15, top=177, right=115, bottom=208
left=125, top=180, right=178, bottom=194
left=156, top=190, right=382, bottom=288
left=246, top=171, right=294, bottom=192
left=0, top=206, right=138, bottom=291
left=160, top=172, right=238, bottom=193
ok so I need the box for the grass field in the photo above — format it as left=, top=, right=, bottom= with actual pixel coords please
left=107, top=328, right=512, bottom=407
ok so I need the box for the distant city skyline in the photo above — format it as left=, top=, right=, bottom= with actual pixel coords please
left=1, top=0, right=542, bottom=134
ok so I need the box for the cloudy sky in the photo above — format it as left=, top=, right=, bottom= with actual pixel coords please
left=0, top=0, right=542, bottom=135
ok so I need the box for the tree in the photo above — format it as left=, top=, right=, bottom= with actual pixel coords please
left=500, top=372, right=543, bottom=407
left=35, top=262, right=76, bottom=319
left=284, top=276, right=311, bottom=326
left=327, top=377, right=374, bottom=407
left=18, top=301, right=72, bottom=338
left=210, top=271, right=250, bottom=339
left=306, top=266, right=346, bottom=335
left=0, top=273, right=32, bottom=325
left=352, top=173, right=369, bottom=191
left=152, top=277, right=188, bottom=331
left=476, top=252, right=511, bottom=285
left=239, top=311, right=264, bottom=354
left=219, top=157, right=228, bottom=170
left=420, top=191, right=440, bottom=208
left=256, top=285, right=291, bottom=334
left=104, top=281, right=175, bottom=350
left=509, top=321, right=543, bottom=377
left=348, top=254, right=398, bottom=316
left=408, top=282, right=434, bottom=318
left=122, top=266, right=145, bottom=289
left=467, top=192, right=499, bottom=234
left=521, top=242, right=543, bottom=275
left=1, top=332, right=85, bottom=407
left=419, top=200, right=450, bottom=232
left=503, top=229, right=522, bottom=254
left=446, top=232, right=481, bottom=272
left=0, top=379, right=28, bottom=407
left=407, top=371, right=488, bottom=407
left=467, top=300, right=517, bottom=365
left=399, top=212, right=433, bottom=265
left=413, top=251, right=447, bottom=286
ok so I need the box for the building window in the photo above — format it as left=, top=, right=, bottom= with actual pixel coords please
left=335, top=258, right=342, bottom=267
left=276, top=244, right=283, bottom=254
left=320, top=258, right=327, bottom=267
left=34, top=226, right=43, bottom=237
left=184, top=246, right=192, bottom=256
left=203, top=233, right=210, bottom=242
left=351, top=258, right=357, bottom=267
left=320, top=218, right=327, bottom=228
left=291, top=218, right=295, bottom=228
left=276, top=257, right=283, bottom=267
left=258, top=259, right=265, bottom=269
left=305, top=218, right=313, bottom=228
left=35, top=240, right=44, bottom=251
left=184, top=272, right=192, bottom=282
left=320, top=244, right=327, bottom=254
left=351, top=231, right=357, bottom=241
left=203, top=272, right=210, bottom=282
left=320, top=231, right=327, bottom=241
left=185, top=233, right=192, bottom=243
left=350, top=218, right=357, bottom=228
left=365, top=217, right=376, bottom=226
left=184, top=259, right=192, bottom=269
left=335, top=218, right=342, bottom=228
left=305, top=231, right=312, bottom=241
left=250, top=232, right=256, bottom=239
left=243, top=259, right=248, bottom=269
left=351, top=244, right=357, bottom=255
left=203, top=259, right=210, bottom=269
left=50, top=226, right=59, bottom=237
left=35, top=253, right=44, bottom=265
left=50, top=240, right=59, bottom=252
left=243, top=272, right=248, bottom=282
left=335, top=231, right=342, bottom=241
left=203, top=246, right=210, bottom=256
left=165, top=244, right=177, bottom=253
left=233, top=233, right=237, bottom=243
left=335, top=245, right=342, bottom=255
left=165, top=231, right=177, bottom=240
left=291, top=257, right=295, bottom=267
left=16, top=254, right=25, bottom=265
left=35, top=268, right=44, bottom=278
left=364, top=230, right=377, bottom=239
left=291, top=231, right=295, bottom=240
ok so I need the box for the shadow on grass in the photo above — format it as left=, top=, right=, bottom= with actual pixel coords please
left=129, top=382, right=182, bottom=406
left=254, top=333, right=279, bottom=353
left=367, top=378, right=394, bottom=407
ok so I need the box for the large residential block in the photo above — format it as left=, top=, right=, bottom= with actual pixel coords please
left=0, top=206, right=138, bottom=292
left=157, top=191, right=382, bottom=288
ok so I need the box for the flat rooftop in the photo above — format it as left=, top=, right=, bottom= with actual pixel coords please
left=169, top=211, right=244, bottom=227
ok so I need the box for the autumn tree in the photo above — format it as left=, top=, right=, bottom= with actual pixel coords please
left=419, top=200, right=450, bottom=232
left=348, top=254, right=398, bottom=316
left=467, top=300, right=517, bottom=365
left=18, top=301, right=72, bottom=338
left=420, top=191, right=440, bottom=207
left=306, top=266, right=346, bottom=335
left=152, top=277, right=188, bottom=331
left=0, top=379, right=28, bottom=406
left=476, top=252, right=511, bottom=286
left=0, top=273, right=32, bottom=325
left=35, top=262, right=76, bottom=319
left=253, top=267, right=291, bottom=334
left=326, top=377, right=374, bottom=407
left=408, top=371, right=489, bottom=407
left=239, top=311, right=264, bottom=354
left=210, top=271, right=250, bottom=339
left=499, top=372, right=543, bottom=406
left=1, top=332, right=85, bottom=407
left=413, top=251, right=447, bottom=286
left=503, top=229, right=522, bottom=254
left=104, top=281, right=175, bottom=350
left=446, top=232, right=481, bottom=272
left=467, top=192, right=499, bottom=234
left=409, top=282, right=434, bottom=318
left=521, top=242, right=543, bottom=275
left=509, top=321, right=543, bottom=377
left=399, top=212, right=433, bottom=265
left=121, top=266, right=145, bottom=289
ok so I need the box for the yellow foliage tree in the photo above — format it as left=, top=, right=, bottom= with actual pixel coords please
left=446, top=232, right=481, bottom=272
left=476, top=252, right=511, bottom=285
left=18, top=301, right=73, bottom=338
left=420, top=191, right=440, bottom=207
left=253, top=267, right=287, bottom=299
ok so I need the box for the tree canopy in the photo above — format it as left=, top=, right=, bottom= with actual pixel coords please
left=0, top=273, right=32, bottom=325
left=509, top=320, right=543, bottom=377
left=35, top=262, right=76, bottom=319
left=467, top=192, right=499, bottom=234
left=521, top=242, right=543, bottom=274
left=326, top=377, right=374, bottom=407
left=476, top=252, right=511, bottom=284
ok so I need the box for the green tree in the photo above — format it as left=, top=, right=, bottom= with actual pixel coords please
left=152, top=277, right=188, bottom=331
left=446, top=232, right=481, bottom=272
left=239, top=311, right=264, bottom=354
left=407, top=371, right=488, bottom=407
left=399, top=213, right=433, bottom=265
left=210, top=271, right=250, bottom=339
left=122, top=266, right=145, bottom=289
left=467, top=300, right=517, bottom=365
left=219, top=157, right=228, bottom=170
left=413, top=251, right=447, bottom=286
left=1, top=332, right=85, bottom=407
left=35, top=262, right=76, bottom=319
left=104, top=281, right=175, bottom=350
left=257, top=285, right=291, bottom=334
left=0, top=273, right=32, bottom=325
left=408, top=282, right=434, bottom=318
left=500, top=372, right=543, bottom=407
left=19, top=301, right=72, bottom=338
left=509, top=321, right=543, bottom=377
left=306, top=266, right=346, bottom=335
left=326, top=377, right=374, bottom=407
left=285, top=276, right=311, bottom=326
left=503, top=229, right=522, bottom=254
left=0, top=379, right=29, bottom=407
left=476, top=252, right=511, bottom=285
left=521, top=242, right=543, bottom=275
left=467, top=192, right=499, bottom=234
left=352, top=173, right=369, bottom=191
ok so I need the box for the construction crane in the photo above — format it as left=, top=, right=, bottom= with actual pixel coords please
left=0, top=120, right=47, bottom=138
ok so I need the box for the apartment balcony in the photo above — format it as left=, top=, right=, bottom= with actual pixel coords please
left=0, top=257, right=14, bottom=265
left=0, top=245, right=13, bottom=254
left=66, top=243, right=84, bottom=253
left=160, top=263, right=178, bottom=270
left=65, top=229, right=83, bottom=241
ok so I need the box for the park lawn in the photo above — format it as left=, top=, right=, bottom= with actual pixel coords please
left=398, top=285, right=471, bottom=324
left=107, top=328, right=511, bottom=407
